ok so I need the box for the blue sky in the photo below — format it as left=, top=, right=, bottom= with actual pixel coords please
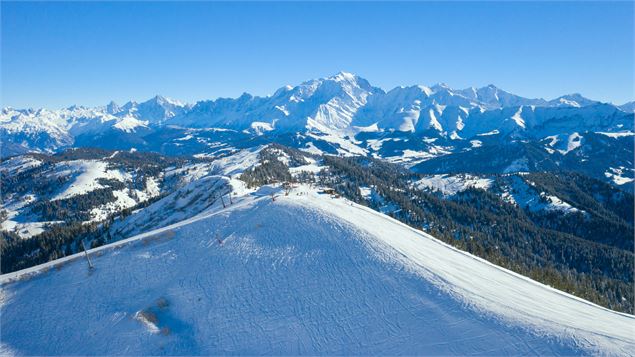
left=2, top=1, right=633, bottom=108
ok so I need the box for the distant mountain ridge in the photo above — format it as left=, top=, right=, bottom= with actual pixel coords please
left=2, top=72, right=633, bottom=155
left=1, top=72, right=633, bottom=191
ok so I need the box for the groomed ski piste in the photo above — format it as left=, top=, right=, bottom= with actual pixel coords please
left=1, top=185, right=634, bottom=356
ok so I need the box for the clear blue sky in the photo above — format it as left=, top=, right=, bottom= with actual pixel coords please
left=2, top=1, right=633, bottom=108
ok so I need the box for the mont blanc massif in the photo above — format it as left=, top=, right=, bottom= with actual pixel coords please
left=1, top=72, right=634, bottom=355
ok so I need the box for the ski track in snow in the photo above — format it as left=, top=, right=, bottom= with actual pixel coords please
left=0, top=188, right=633, bottom=356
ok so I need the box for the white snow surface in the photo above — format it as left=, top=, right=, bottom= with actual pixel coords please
left=501, top=177, right=582, bottom=214
left=1, top=187, right=632, bottom=355
left=110, top=148, right=262, bottom=238
left=605, top=166, right=635, bottom=186
left=416, top=174, right=493, bottom=196
left=247, top=121, right=275, bottom=135
left=51, top=160, right=131, bottom=201
left=0, top=156, right=43, bottom=175
left=596, top=131, right=635, bottom=138
left=307, top=130, right=367, bottom=156
left=0, top=220, right=62, bottom=239
left=544, top=133, right=583, bottom=154
left=289, top=162, right=325, bottom=176
left=300, top=142, right=324, bottom=155
left=112, top=116, right=149, bottom=132
left=358, top=186, right=398, bottom=214
left=0, top=157, right=165, bottom=236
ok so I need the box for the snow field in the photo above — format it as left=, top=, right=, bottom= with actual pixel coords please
left=1, top=187, right=632, bottom=355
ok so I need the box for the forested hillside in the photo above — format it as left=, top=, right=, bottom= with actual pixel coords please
left=0, top=148, right=206, bottom=272
left=318, top=156, right=634, bottom=313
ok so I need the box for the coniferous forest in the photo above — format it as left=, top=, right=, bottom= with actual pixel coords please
left=317, top=155, right=634, bottom=314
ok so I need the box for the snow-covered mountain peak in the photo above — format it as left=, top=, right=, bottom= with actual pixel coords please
left=65, top=104, right=86, bottom=111
left=560, top=93, right=588, bottom=101
left=291, top=73, right=382, bottom=131
left=135, top=95, right=187, bottom=109
left=388, top=85, right=433, bottom=97
left=105, top=101, right=121, bottom=114
left=550, top=93, right=598, bottom=108
left=115, top=95, right=189, bottom=124
left=330, top=70, right=357, bottom=82
left=306, top=72, right=378, bottom=92
left=618, top=101, right=635, bottom=113
left=468, top=85, right=546, bottom=109
left=272, top=84, right=294, bottom=97
left=236, top=92, right=254, bottom=101
left=146, top=94, right=185, bottom=107
left=416, top=85, right=434, bottom=96
left=430, top=83, right=452, bottom=93
left=121, top=100, right=138, bottom=111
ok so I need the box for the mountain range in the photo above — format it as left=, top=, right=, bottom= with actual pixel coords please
left=2, top=72, right=633, bottom=151
left=2, top=72, right=633, bottom=190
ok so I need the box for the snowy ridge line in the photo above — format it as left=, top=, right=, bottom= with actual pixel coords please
left=325, top=197, right=635, bottom=320
left=0, top=194, right=269, bottom=284
left=289, top=194, right=634, bottom=355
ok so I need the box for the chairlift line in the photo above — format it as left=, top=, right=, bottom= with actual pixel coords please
left=81, top=240, right=94, bottom=270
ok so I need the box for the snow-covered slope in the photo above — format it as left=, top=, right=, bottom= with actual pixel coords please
left=549, top=94, right=599, bottom=108
left=0, top=149, right=187, bottom=239
left=108, top=148, right=261, bottom=239
left=499, top=175, right=582, bottom=214
left=50, top=160, right=132, bottom=201
left=415, top=173, right=493, bottom=196
left=619, top=101, right=635, bottom=113
left=413, top=173, right=586, bottom=215
left=1, top=187, right=633, bottom=355
left=457, top=103, right=632, bottom=139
